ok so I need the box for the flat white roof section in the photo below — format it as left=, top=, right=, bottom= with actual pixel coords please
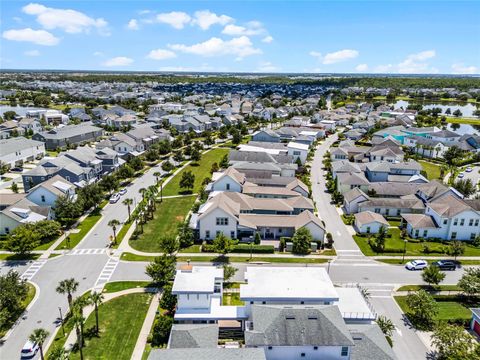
left=335, top=288, right=376, bottom=321
left=240, top=267, right=339, bottom=301
left=174, top=297, right=248, bottom=321
left=172, top=266, right=223, bottom=294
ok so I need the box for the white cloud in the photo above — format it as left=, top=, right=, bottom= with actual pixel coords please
left=156, top=11, right=191, bottom=29
left=169, top=36, right=261, bottom=59
left=103, top=56, right=134, bottom=67
left=262, top=35, right=273, bottom=43
left=146, top=49, right=176, bottom=60
left=309, top=51, right=322, bottom=59
left=24, top=49, right=40, bottom=56
left=397, top=50, right=437, bottom=73
left=355, top=64, right=368, bottom=72
left=2, top=28, right=59, bottom=46
left=127, top=19, right=139, bottom=30
left=193, top=10, right=233, bottom=30
left=22, top=3, right=109, bottom=35
left=451, top=63, right=479, bottom=74
left=257, top=61, right=279, bottom=72
left=93, top=51, right=104, bottom=57
left=222, top=21, right=265, bottom=36
left=322, top=49, right=359, bottom=64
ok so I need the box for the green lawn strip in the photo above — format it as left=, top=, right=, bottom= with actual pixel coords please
left=112, top=220, right=134, bottom=249
left=394, top=295, right=474, bottom=325
left=0, top=253, right=40, bottom=261
left=121, top=252, right=328, bottom=263
left=48, top=253, right=62, bottom=259
left=178, top=244, right=202, bottom=253
left=55, top=212, right=102, bottom=250
left=0, top=282, right=35, bottom=338
left=396, top=285, right=462, bottom=292
left=354, top=229, right=480, bottom=257
left=34, top=237, right=59, bottom=251
left=69, top=293, right=152, bottom=360
left=446, top=117, right=480, bottom=125
left=142, top=344, right=152, bottom=360
left=418, top=160, right=441, bottom=180
left=162, top=148, right=229, bottom=196
left=222, top=293, right=244, bottom=306
left=103, top=281, right=155, bottom=293
left=129, top=196, right=196, bottom=252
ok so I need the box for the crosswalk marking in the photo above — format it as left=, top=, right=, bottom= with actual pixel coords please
left=93, top=257, right=119, bottom=291
left=21, top=260, right=47, bottom=281
left=67, top=248, right=108, bottom=256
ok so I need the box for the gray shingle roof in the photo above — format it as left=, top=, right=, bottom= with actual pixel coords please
left=148, top=348, right=266, bottom=360
left=348, top=324, right=397, bottom=360
left=245, top=305, right=354, bottom=347
left=168, top=324, right=218, bottom=349
left=0, top=136, right=44, bottom=157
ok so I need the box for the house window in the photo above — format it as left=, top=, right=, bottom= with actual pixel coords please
left=476, top=219, right=480, bottom=226
left=443, top=219, right=448, bottom=225
left=301, top=354, right=305, bottom=358
left=470, top=219, right=474, bottom=226
left=230, top=231, right=235, bottom=239
left=460, top=219, right=465, bottom=226
left=65, top=176, right=70, bottom=181
left=415, top=230, right=419, bottom=237
left=471, top=233, right=476, bottom=240
left=341, top=347, right=349, bottom=356
left=374, top=208, right=380, bottom=213
left=293, top=151, right=301, bottom=156
left=451, top=232, right=457, bottom=240
left=250, top=301, right=254, bottom=305
left=453, top=219, right=458, bottom=226
left=216, top=217, right=229, bottom=226
left=226, top=183, right=230, bottom=190
left=366, top=227, right=371, bottom=234
left=268, top=347, right=272, bottom=350
left=205, top=231, right=210, bottom=239
left=423, top=230, right=428, bottom=237
left=385, top=209, right=390, bottom=216
left=397, top=209, right=401, bottom=216
left=313, top=346, right=318, bottom=350
left=4, top=227, right=9, bottom=234
left=262, top=301, right=266, bottom=304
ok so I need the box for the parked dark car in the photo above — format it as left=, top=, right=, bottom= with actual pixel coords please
left=431, top=260, right=457, bottom=271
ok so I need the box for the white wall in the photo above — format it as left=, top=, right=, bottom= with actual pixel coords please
left=288, top=147, right=308, bottom=165
left=198, top=207, right=238, bottom=240
left=257, top=345, right=350, bottom=360
left=26, top=187, right=58, bottom=207
left=302, top=223, right=325, bottom=242
left=0, top=213, right=20, bottom=235
left=355, top=221, right=384, bottom=234
left=0, top=142, right=45, bottom=167
left=177, top=293, right=212, bottom=309
left=211, top=176, right=242, bottom=192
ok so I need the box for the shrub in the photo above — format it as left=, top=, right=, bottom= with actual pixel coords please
left=202, top=244, right=274, bottom=254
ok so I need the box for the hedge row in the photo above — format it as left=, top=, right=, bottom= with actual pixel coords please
left=202, top=244, right=275, bottom=254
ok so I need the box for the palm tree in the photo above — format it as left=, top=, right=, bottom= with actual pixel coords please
left=72, top=312, right=85, bottom=359
left=56, top=278, right=79, bottom=311
left=139, top=187, right=147, bottom=201
left=376, top=315, right=395, bottom=338
left=148, top=185, right=158, bottom=211
left=48, top=346, right=68, bottom=360
left=122, top=198, right=133, bottom=223
left=29, top=328, right=49, bottom=360
left=72, top=296, right=90, bottom=316
left=89, top=291, right=104, bottom=333
left=159, top=180, right=164, bottom=202
left=108, top=219, right=120, bottom=244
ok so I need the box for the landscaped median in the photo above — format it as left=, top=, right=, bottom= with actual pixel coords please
left=55, top=210, right=102, bottom=250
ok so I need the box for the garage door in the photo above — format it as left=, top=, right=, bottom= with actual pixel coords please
left=474, top=320, right=480, bottom=336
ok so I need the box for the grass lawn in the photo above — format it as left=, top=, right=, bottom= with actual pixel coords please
left=69, top=293, right=152, bottom=360
left=446, top=117, right=480, bottom=125
left=34, top=237, right=59, bottom=251
left=396, top=285, right=462, bottom=292
left=121, top=252, right=329, bottom=264
left=353, top=228, right=480, bottom=257
left=129, top=196, right=196, bottom=253
left=0, top=282, right=35, bottom=338
left=112, top=220, right=133, bottom=249
left=178, top=244, right=202, bottom=253
left=0, top=253, right=40, bottom=261
left=418, top=160, right=442, bottom=180
left=103, top=281, right=154, bottom=293
left=162, top=148, right=229, bottom=196
left=395, top=295, right=475, bottom=326
left=55, top=212, right=102, bottom=250
left=222, top=293, right=244, bottom=306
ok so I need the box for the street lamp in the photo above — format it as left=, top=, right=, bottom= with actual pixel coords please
left=402, top=239, right=408, bottom=263
left=327, top=260, right=332, bottom=274
left=58, top=307, right=65, bottom=336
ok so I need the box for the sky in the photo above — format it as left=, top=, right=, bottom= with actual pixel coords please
left=1, top=1, right=479, bottom=74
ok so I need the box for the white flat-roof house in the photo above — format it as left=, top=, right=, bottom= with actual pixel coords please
left=287, top=141, right=309, bottom=164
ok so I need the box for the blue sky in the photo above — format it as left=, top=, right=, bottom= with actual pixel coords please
left=1, top=1, right=479, bottom=74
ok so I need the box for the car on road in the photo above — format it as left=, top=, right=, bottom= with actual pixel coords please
left=109, top=193, right=120, bottom=203
left=431, top=260, right=457, bottom=271
left=119, top=188, right=127, bottom=195
left=458, top=173, right=464, bottom=178
left=10, top=167, right=23, bottom=172
left=405, top=259, right=428, bottom=271
left=21, top=340, right=38, bottom=358
left=466, top=167, right=473, bottom=173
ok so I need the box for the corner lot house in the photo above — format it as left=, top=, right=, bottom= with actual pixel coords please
left=0, top=197, right=52, bottom=235
left=26, top=175, right=76, bottom=207
left=354, top=211, right=389, bottom=234
left=0, top=137, right=45, bottom=168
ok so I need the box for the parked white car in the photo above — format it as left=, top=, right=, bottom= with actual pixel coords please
left=21, top=340, right=39, bottom=358
left=458, top=173, right=464, bottom=178
left=405, top=259, right=428, bottom=271
left=119, top=188, right=127, bottom=195
left=466, top=167, right=473, bottom=173
left=109, top=193, right=120, bottom=204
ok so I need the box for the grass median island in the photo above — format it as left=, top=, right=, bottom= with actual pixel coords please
left=129, top=196, right=196, bottom=252
left=162, top=148, right=229, bottom=196
left=55, top=211, right=102, bottom=250
left=396, top=285, right=462, bottom=292
left=69, top=293, right=152, bottom=360
left=353, top=228, right=480, bottom=257
left=418, top=160, right=441, bottom=180
left=395, top=294, right=476, bottom=326
left=0, top=282, right=36, bottom=338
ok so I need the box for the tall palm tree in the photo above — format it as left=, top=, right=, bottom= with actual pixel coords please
left=108, top=219, right=120, bottom=244
left=139, top=187, right=146, bottom=201
left=72, top=296, right=90, bottom=316
left=89, top=291, right=104, bottom=333
left=72, top=312, right=85, bottom=359
left=122, top=198, right=133, bottom=223
left=148, top=185, right=158, bottom=211
left=56, top=278, right=79, bottom=311
left=376, top=315, right=395, bottom=338
left=48, top=346, right=68, bottom=360
left=29, top=328, right=49, bottom=360
left=159, top=180, right=164, bottom=202
left=153, top=171, right=161, bottom=185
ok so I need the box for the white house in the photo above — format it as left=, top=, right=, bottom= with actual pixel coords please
left=354, top=211, right=389, bottom=234
left=0, top=137, right=45, bottom=168
left=0, top=197, right=52, bottom=235
left=26, top=175, right=76, bottom=208
left=287, top=142, right=309, bottom=165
